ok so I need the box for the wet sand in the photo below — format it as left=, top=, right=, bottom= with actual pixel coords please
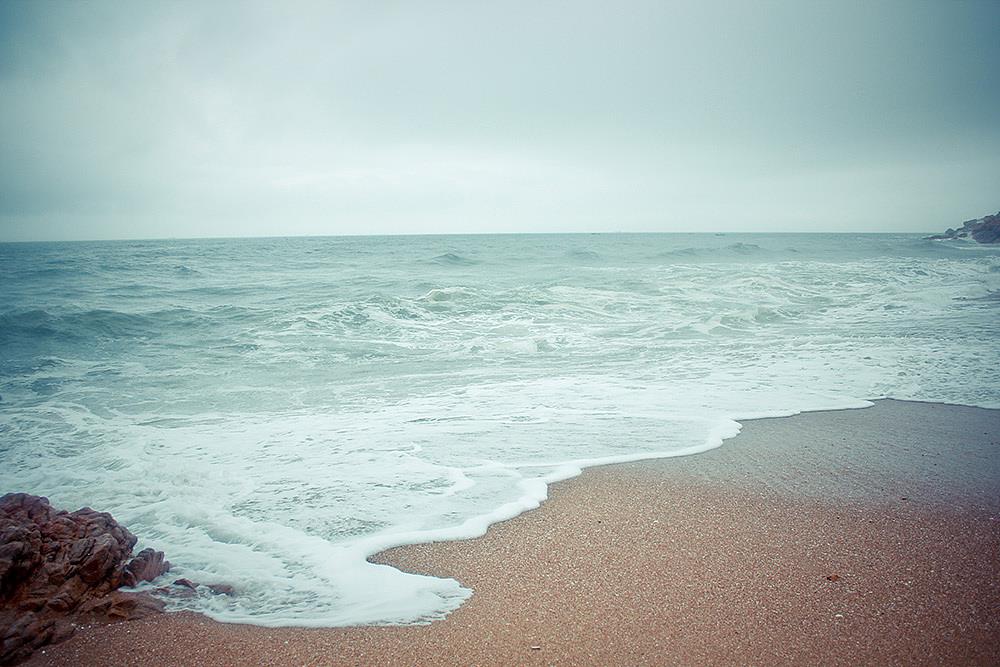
left=28, top=399, right=1000, bottom=665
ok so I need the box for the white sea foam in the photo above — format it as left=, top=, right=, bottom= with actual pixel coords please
left=0, top=233, right=998, bottom=626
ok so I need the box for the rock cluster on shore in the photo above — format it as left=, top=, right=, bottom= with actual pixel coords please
left=0, top=493, right=170, bottom=665
left=926, top=211, right=1000, bottom=243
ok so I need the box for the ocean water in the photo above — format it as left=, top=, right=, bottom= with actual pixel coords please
left=1, top=233, right=998, bottom=625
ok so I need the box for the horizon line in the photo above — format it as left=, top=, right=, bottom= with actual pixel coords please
left=0, top=229, right=944, bottom=245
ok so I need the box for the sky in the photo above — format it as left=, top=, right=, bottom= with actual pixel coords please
left=1, top=0, right=998, bottom=241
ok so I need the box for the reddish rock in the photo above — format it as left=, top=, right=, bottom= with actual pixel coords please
left=172, top=578, right=198, bottom=591
left=0, top=493, right=171, bottom=665
left=104, top=591, right=166, bottom=620
left=168, top=578, right=236, bottom=597
left=123, top=548, right=170, bottom=588
left=49, top=621, right=74, bottom=646
left=206, top=583, right=236, bottom=597
left=45, top=577, right=89, bottom=612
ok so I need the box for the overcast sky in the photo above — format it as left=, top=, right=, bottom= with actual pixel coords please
left=1, top=1, right=998, bottom=241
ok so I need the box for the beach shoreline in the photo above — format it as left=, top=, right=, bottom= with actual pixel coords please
left=26, top=399, right=1000, bottom=665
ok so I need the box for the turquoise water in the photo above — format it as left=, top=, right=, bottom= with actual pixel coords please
left=1, top=233, right=998, bottom=625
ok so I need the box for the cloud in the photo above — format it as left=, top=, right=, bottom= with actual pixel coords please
left=1, top=0, right=998, bottom=240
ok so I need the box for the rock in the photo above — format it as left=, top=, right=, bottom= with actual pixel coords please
left=206, top=583, right=235, bottom=597
left=2, top=612, right=37, bottom=642
left=0, top=493, right=171, bottom=665
left=0, top=612, right=37, bottom=665
left=166, top=578, right=235, bottom=597
left=926, top=211, right=1000, bottom=243
left=122, top=549, right=170, bottom=588
left=172, top=578, right=197, bottom=591
left=826, top=574, right=841, bottom=582
left=49, top=621, right=74, bottom=646
left=78, top=534, right=120, bottom=584
left=103, top=591, right=166, bottom=620
left=970, top=215, right=1000, bottom=243
left=45, top=578, right=89, bottom=612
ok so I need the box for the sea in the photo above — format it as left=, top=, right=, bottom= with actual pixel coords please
left=1, top=233, right=998, bottom=626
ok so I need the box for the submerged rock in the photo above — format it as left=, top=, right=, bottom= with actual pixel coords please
left=0, top=493, right=170, bottom=665
left=926, top=211, right=1000, bottom=243
left=166, top=577, right=235, bottom=598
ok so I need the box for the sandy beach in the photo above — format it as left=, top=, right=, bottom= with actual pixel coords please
left=27, top=399, right=1000, bottom=666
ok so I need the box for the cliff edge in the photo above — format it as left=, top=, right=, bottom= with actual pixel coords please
left=926, top=211, right=1000, bottom=243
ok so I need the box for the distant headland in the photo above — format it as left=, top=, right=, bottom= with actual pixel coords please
left=927, top=211, right=1000, bottom=243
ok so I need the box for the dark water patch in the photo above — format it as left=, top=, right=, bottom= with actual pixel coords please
left=0, top=309, right=63, bottom=340
left=35, top=357, right=71, bottom=370
left=654, top=247, right=701, bottom=259
left=309, top=297, right=435, bottom=332
left=22, top=265, right=98, bottom=280
left=0, top=309, right=54, bottom=325
left=105, top=282, right=155, bottom=295
left=204, top=304, right=265, bottom=320
left=169, top=285, right=261, bottom=298
left=65, top=309, right=155, bottom=338
left=726, top=242, right=763, bottom=254
left=566, top=249, right=601, bottom=261
left=752, top=306, right=796, bottom=323
left=216, top=342, right=262, bottom=353
left=29, top=377, right=64, bottom=395
left=0, top=355, right=72, bottom=378
left=0, top=307, right=228, bottom=343
left=429, top=253, right=479, bottom=266
left=416, top=287, right=476, bottom=304
left=653, top=244, right=767, bottom=260
left=955, top=290, right=1000, bottom=303
left=173, top=265, right=201, bottom=276
left=616, top=279, right=662, bottom=296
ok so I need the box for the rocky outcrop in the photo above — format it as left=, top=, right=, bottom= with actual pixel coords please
left=927, top=211, right=1000, bottom=243
left=0, top=493, right=170, bottom=665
